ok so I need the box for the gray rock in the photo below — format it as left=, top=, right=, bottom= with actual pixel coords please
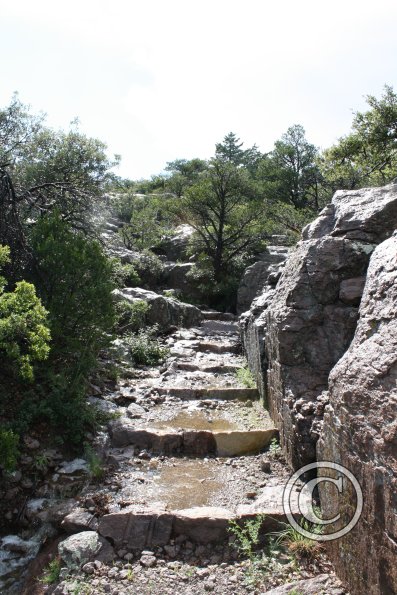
left=58, top=531, right=114, bottom=570
left=58, top=458, right=89, bottom=475
left=162, top=262, right=199, bottom=299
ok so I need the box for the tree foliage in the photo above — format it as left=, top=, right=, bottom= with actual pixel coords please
left=180, top=158, right=263, bottom=282
left=259, top=125, right=322, bottom=210
left=320, top=85, right=397, bottom=190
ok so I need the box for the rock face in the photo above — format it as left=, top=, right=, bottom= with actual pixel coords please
left=241, top=184, right=397, bottom=469
left=317, top=233, right=397, bottom=595
left=237, top=245, right=290, bottom=315
left=113, top=287, right=202, bottom=330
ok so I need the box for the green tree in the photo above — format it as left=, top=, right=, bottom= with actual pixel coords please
left=258, top=125, right=321, bottom=210
left=320, top=85, right=397, bottom=190
left=180, top=158, right=262, bottom=282
left=216, top=132, right=262, bottom=172
left=165, top=158, right=207, bottom=197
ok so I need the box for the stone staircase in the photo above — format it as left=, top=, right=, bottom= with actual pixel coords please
left=77, top=311, right=308, bottom=554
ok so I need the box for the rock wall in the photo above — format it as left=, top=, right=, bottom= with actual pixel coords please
left=241, top=184, right=397, bottom=469
left=317, top=233, right=397, bottom=595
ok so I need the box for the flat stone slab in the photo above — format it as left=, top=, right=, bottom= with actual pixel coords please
left=262, top=574, right=346, bottom=594
left=215, top=429, right=277, bottom=456
left=173, top=506, right=234, bottom=543
left=99, top=507, right=173, bottom=550
left=109, top=420, right=276, bottom=456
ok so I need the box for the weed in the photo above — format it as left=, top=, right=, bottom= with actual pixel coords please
left=33, top=453, right=50, bottom=473
left=228, top=514, right=266, bottom=559
left=235, top=365, right=256, bottom=388
left=273, top=517, right=323, bottom=561
left=0, top=428, right=19, bottom=472
left=268, top=437, right=282, bottom=458
left=40, top=557, right=61, bottom=585
left=84, top=443, right=105, bottom=480
left=125, top=564, right=135, bottom=581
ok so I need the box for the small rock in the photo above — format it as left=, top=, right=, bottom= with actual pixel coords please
left=261, top=460, right=271, bottom=473
left=82, top=562, right=96, bottom=574
left=24, top=436, right=40, bottom=449
left=140, top=554, right=157, bottom=568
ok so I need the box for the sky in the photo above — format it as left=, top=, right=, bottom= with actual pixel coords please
left=1, top=0, right=397, bottom=179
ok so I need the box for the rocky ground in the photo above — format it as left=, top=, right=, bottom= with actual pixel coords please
left=1, top=308, right=348, bottom=594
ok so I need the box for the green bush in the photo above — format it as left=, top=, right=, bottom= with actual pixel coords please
left=125, top=327, right=169, bottom=366
left=31, top=212, right=115, bottom=376
left=0, top=245, right=51, bottom=381
left=110, top=258, right=140, bottom=288
left=0, top=428, right=19, bottom=472
left=132, top=249, right=164, bottom=289
left=115, top=299, right=150, bottom=334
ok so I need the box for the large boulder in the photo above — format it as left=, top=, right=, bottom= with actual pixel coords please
left=161, top=262, right=201, bottom=300
left=113, top=287, right=202, bottom=331
left=317, top=233, right=397, bottom=595
left=241, top=183, right=397, bottom=469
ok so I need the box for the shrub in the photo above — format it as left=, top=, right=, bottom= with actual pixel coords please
left=31, top=212, right=115, bottom=376
left=132, top=250, right=164, bottom=289
left=0, top=245, right=51, bottom=381
left=115, top=299, right=150, bottom=334
left=110, top=258, right=140, bottom=288
left=125, top=327, right=169, bottom=366
left=228, top=514, right=266, bottom=559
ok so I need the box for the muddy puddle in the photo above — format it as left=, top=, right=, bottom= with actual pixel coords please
left=118, top=459, right=224, bottom=510
left=154, top=460, right=223, bottom=509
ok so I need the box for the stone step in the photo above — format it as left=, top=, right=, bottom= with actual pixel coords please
left=152, top=386, right=258, bottom=400
left=200, top=320, right=239, bottom=335
left=200, top=310, right=237, bottom=322
left=96, top=484, right=309, bottom=548
left=174, top=362, right=242, bottom=374
left=195, top=341, right=240, bottom=354
left=109, top=422, right=276, bottom=456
